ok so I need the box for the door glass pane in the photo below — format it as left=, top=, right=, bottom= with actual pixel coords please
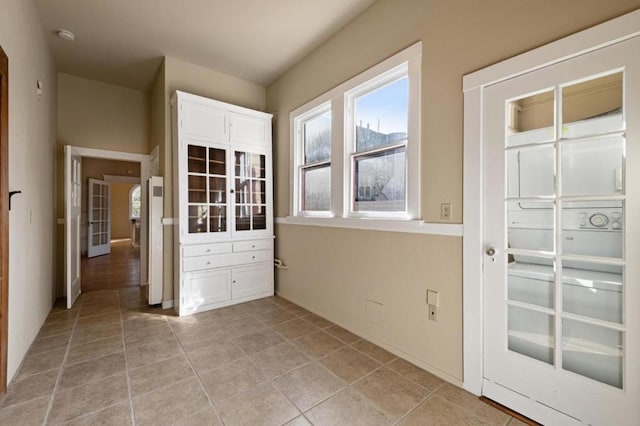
left=507, top=145, right=555, bottom=197
left=562, top=263, right=622, bottom=324
left=508, top=257, right=554, bottom=309
left=561, top=136, right=624, bottom=197
left=236, top=206, right=251, bottom=231
left=209, top=148, right=225, bottom=175
left=92, top=235, right=100, bottom=246
left=507, top=90, right=555, bottom=147
left=235, top=178, right=250, bottom=204
left=561, top=201, right=623, bottom=259
left=252, top=180, right=265, bottom=204
left=188, top=205, right=208, bottom=233
left=508, top=305, right=554, bottom=365
left=507, top=201, right=554, bottom=252
left=188, top=145, right=206, bottom=173
left=562, top=319, right=622, bottom=388
left=251, top=154, right=265, bottom=178
left=304, top=110, right=331, bottom=163
left=355, top=76, right=408, bottom=152
left=188, top=175, right=206, bottom=203
left=302, top=165, right=331, bottom=211
left=562, top=72, right=623, bottom=139
left=353, top=146, right=405, bottom=212
left=235, top=152, right=249, bottom=177
left=253, top=205, right=266, bottom=230
left=209, top=177, right=226, bottom=204
left=209, top=206, right=226, bottom=233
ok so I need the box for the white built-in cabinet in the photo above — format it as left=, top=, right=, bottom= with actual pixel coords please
left=171, top=91, right=274, bottom=316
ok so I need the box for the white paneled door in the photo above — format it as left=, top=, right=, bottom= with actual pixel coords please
left=482, top=37, right=639, bottom=424
left=87, top=178, right=111, bottom=258
left=64, top=149, right=82, bottom=308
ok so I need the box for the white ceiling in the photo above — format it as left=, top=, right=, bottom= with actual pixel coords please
left=34, top=0, right=377, bottom=91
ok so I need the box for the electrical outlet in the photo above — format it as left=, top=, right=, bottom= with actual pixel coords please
left=428, top=305, right=438, bottom=321
left=441, top=203, right=452, bottom=220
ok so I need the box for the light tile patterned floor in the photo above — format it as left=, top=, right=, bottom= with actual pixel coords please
left=0, top=289, right=531, bottom=425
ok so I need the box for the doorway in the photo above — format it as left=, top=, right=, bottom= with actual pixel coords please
left=64, top=146, right=150, bottom=308
left=463, top=12, right=640, bottom=426
left=80, top=158, right=142, bottom=292
left=0, top=46, right=9, bottom=395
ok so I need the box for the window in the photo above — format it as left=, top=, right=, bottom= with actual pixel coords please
left=291, top=42, right=421, bottom=222
left=296, top=106, right=332, bottom=215
left=349, top=69, right=409, bottom=216
left=130, top=184, right=141, bottom=219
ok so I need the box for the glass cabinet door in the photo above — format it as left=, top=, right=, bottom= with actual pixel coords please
left=186, top=144, right=227, bottom=235
left=234, top=151, right=267, bottom=232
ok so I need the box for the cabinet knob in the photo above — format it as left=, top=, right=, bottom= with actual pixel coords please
left=206, top=249, right=211, bottom=253
left=206, top=261, right=211, bottom=265
left=233, top=280, right=236, bottom=284
left=252, top=256, right=256, bottom=259
left=251, top=245, right=255, bottom=248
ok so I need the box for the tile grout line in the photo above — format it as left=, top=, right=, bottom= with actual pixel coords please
left=118, top=290, right=138, bottom=426
left=41, top=297, right=82, bottom=425
left=391, top=382, right=446, bottom=425
left=167, top=316, right=227, bottom=425
left=229, top=334, right=307, bottom=425
left=240, top=302, right=397, bottom=424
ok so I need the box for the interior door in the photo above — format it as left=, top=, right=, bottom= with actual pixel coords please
left=64, top=148, right=82, bottom=308
left=146, top=176, right=163, bottom=305
left=87, top=178, right=111, bottom=258
left=483, top=36, right=640, bottom=425
left=0, top=46, right=9, bottom=394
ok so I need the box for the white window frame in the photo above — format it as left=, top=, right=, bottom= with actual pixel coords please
left=292, top=102, right=333, bottom=217
left=290, top=42, right=422, bottom=223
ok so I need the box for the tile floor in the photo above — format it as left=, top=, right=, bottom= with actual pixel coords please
left=0, top=289, right=530, bottom=425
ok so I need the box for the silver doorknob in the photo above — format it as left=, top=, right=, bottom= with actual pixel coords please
left=486, top=248, right=496, bottom=256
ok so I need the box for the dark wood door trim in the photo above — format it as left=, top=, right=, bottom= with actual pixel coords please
left=0, top=45, right=9, bottom=395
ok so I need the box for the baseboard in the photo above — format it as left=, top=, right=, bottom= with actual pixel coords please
left=274, top=291, right=463, bottom=388
left=162, top=299, right=174, bottom=309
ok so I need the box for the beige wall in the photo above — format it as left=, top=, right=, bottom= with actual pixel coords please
left=56, top=74, right=150, bottom=292
left=110, top=182, right=136, bottom=240
left=79, top=158, right=140, bottom=254
left=267, top=0, right=640, bottom=382
left=0, top=0, right=57, bottom=383
left=154, top=56, right=267, bottom=301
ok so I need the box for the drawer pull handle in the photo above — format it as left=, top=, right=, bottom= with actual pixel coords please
left=252, top=256, right=255, bottom=259
left=206, top=249, right=211, bottom=253
left=251, top=245, right=255, bottom=248
left=206, top=261, right=211, bottom=265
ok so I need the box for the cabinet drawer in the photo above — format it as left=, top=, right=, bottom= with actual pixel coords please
left=233, top=239, right=272, bottom=252
left=235, top=249, right=272, bottom=264
left=183, top=249, right=272, bottom=272
left=183, top=243, right=232, bottom=257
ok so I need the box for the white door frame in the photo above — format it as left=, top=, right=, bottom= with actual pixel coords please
left=64, top=145, right=151, bottom=302
left=462, top=9, right=640, bottom=396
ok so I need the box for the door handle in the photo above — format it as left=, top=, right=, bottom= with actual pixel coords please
left=486, top=247, right=496, bottom=256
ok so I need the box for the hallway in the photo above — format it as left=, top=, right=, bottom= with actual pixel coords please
left=81, top=239, right=140, bottom=292
left=0, top=290, right=529, bottom=425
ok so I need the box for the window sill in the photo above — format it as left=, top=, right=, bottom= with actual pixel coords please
left=275, top=216, right=462, bottom=236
